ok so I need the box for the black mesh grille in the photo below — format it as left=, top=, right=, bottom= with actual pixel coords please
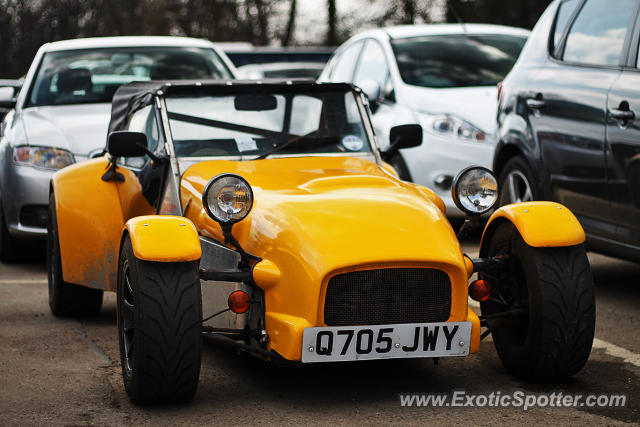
left=324, top=268, right=451, bottom=326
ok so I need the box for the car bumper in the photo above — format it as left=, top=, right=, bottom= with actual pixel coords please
left=401, top=133, right=495, bottom=218
left=263, top=306, right=481, bottom=362
left=3, top=164, right=54, bottom=238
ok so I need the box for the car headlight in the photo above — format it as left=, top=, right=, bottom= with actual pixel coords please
left=203, top=173, right=253, bottom=224
left=451, top=166, right=498, bottom=215
left=418, top=113, right=487, bottom=143
left=13, top=146, right=75, bottom=169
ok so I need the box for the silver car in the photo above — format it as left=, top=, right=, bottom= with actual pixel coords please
left=0, top=36, right=236, bottom=261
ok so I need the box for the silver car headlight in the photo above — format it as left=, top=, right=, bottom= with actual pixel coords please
left=418, top=113, right=487, bottom=143
left=13, top=146, right=75, bottom=169
left=451, top=166, right=498, bottom=215
left=203, top=174, right=253, bottom=224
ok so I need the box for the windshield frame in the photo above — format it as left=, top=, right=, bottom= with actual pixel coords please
left=390, top=33, right=528, bottom=89
left=157, top=85, right=381, bottom=164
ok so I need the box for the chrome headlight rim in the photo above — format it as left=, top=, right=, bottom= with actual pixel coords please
left=451, top=166, right=499, bottom=216
left=202, top=173, right=254, bottom=225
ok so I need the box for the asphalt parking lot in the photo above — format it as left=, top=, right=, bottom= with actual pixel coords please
left=1, top=240, right=639, bottom=426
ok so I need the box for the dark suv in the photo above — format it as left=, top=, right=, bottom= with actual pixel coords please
left=495, top=0, right=640, bottom=262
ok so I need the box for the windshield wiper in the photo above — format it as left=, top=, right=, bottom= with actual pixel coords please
left=254, top=134, right=307, bottom=160
left=254, top=136, right=340, bottom=160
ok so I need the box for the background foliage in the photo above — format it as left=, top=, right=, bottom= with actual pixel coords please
left=0, top=0, right=553, bottom=78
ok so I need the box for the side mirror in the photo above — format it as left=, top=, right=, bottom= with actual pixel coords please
left=0, top=86, right=17, bottom=109
left=382, top=124, right=422, bottom=161
left=389, top=124, right=422, bottom=149
left=107, top=131, right=148, bottom=157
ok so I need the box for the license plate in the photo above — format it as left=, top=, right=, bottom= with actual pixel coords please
left=301, top=322, right=471, bottom=363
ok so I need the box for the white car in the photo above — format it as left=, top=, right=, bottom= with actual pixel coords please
left=0, top=36, right=236, bottom=261
left=320, top=24, right=529, bottom=220
left=236, top=62, right=325, bottom=80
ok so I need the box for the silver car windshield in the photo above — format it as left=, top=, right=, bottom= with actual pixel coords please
left=27, top=47, right=232, bottom=107
left=391, top=34, right=527, bottom=88
left=165, top=90, right=373, bottom=158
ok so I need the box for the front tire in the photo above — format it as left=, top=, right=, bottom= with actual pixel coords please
left=48, top=192, right=103, bottom=316
left=480, top=222, right=595, bottom=380
left=387, top=152, right=412, bottom=181
left=117, top=235, right=202, bottom=404
left=0, top=200, right=19, bottom=263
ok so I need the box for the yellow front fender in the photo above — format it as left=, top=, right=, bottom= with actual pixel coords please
left=124, top=216, right=202, bottom=262
left=481, top=201, right=585, bottom=252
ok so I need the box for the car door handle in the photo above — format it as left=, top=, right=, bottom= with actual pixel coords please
left=609, top=108, right=635, bottom=121
left=526, top=98, right=545, bottom=109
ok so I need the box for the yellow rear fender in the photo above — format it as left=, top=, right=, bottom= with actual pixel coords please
left=480, top=201, right=585, bottom=256
left=124, top=216, right=202, bottom=262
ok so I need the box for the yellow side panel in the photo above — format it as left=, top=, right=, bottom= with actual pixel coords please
left=125, top=216, right=201, bottom=262
left=115, top=167, right=156, bottom=220
left=483, top=201, right=586, bottom=248
left=52, top=157, right=124, bottom=291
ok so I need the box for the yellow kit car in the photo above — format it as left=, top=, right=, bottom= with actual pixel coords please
left=48, top=81, right=595, bottom=404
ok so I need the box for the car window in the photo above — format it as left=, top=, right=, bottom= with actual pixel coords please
left=290, top=96, right=323, bottom=135
left=123, top=106, right=159, bottom=168
left=27, top=46, right=233, bottom=107
left=551, top=0, right=580, bottom=55
left=562, top=0, right=639, bottom=66
left=353, top=40, right=390, bottom=91
left=165, top=89, right=372, bottom=158
left=330, top=41, right=364, bottom=82
left=390, top=34, right=527, bottom=88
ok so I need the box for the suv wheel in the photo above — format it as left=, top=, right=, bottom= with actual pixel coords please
left=498, top=156, right=538, bottom=206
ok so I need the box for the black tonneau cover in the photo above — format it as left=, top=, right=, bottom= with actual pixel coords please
left=108, top=79, right=357, bottom=135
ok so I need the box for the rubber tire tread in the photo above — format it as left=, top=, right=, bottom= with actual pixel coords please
left=0, top=199, right=20, bottom=263
left=118, top=236, right=202, bottom=404
left=482, top=222, right=595, bottom=379
left=47, top=192, right=103, bottom=317
left=387, top=152, right=412, bottom=181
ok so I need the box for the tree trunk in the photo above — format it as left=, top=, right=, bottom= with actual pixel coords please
left=402, top=0, right=416, bottom=24
left=327, top=0, right=337, bottom=46
left=281, top=0, right=297, bottom=46
left=255, top=0, right=269, bottom=46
